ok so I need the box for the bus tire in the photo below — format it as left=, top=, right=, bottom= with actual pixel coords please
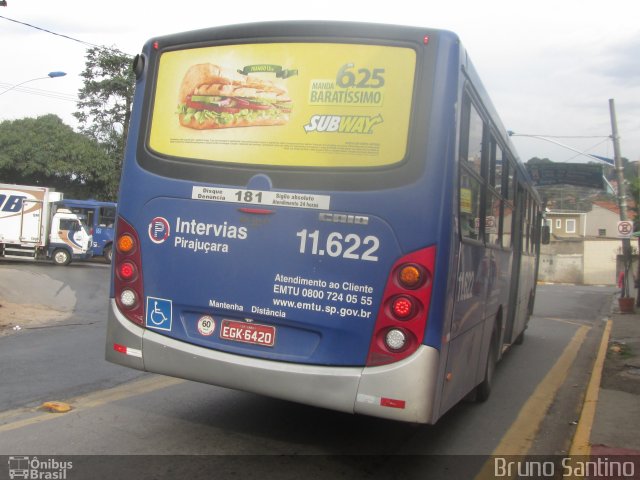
left=514, top=329, right=525, bottom=345
left=52, top=249, right=71, bottom=266
left=104, top=245, right=113, bottom=264
left=475, top=330, right=498, bottom=402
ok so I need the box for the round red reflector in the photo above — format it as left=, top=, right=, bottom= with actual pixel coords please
left=392, top=296, right=414, bottom=319
left=118, top=261, right=136, bottom=280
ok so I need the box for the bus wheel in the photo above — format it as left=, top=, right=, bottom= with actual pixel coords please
left=52, top=249, right=71, bottom=266
left=514, top=330, right=525, bottom=345
left=104, top=245, right=113, bottom=264
left=475, top=332, right=498, bottom=402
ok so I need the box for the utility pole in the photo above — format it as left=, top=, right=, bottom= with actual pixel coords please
left=610, top=99, right=633, bottom=299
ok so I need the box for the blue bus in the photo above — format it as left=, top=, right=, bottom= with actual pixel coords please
left=106, top=22, right=545, bottom=423
left=58, top=199, right=116, bottom=262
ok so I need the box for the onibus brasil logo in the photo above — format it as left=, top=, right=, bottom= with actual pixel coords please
left=8, top=456, right=73, bottom=479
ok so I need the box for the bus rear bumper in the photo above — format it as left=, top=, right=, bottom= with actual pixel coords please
left=106, top=300, right=439, bottom=423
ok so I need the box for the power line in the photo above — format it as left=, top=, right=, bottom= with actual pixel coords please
left=0, top=14, right=132, bottom=56
left=513, top=133, right=611, bottom=139
left=0, top=82, right=78, bottom=102
left=564, top=138, right=612, bottom=163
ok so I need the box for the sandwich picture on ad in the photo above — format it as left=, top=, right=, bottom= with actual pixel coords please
left=176, top=63, right=293, bottom=130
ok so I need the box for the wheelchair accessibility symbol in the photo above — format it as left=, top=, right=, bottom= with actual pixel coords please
left=146, top=296, right=172, bottom=331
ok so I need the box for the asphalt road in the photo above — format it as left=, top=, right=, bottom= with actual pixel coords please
left=0, top=260, right=617, bottom=479
left=0, top=260, right=143, bottom=411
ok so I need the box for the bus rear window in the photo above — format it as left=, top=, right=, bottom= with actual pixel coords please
left=149, top=42, right=416, bottom=169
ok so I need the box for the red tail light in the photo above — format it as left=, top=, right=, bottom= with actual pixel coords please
left=366, top=246, right=436, bottom=366
left=117, top=261, right=137, bottom=281
left=391, top=296, right=415, bottom=319
left=114, top=216, right=145, bottom=326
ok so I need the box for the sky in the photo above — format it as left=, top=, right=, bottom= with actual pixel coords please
left=1, top=0, right=638, bottom=164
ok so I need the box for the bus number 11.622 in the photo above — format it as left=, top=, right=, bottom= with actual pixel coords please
left=295, top=229, right=380, bottom=262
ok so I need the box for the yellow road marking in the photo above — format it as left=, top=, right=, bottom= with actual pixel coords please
left=569, top=319, right=612, bottom=456
left=474, top=324, right=590, bottom=480
left=539, top=316, right=592, bottom=328
left=0, top=375, right=184, bottom=433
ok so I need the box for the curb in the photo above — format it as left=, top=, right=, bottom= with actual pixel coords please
left=569, top=318, right=612, bottom=455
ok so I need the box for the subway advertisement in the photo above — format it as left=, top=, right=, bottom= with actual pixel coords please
left=149, top=42, right=417, bottom=168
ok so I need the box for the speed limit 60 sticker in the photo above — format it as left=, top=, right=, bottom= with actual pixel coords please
left=197, top=316, right=216, bottom=336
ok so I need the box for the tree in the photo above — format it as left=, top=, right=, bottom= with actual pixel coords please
left=526, top=157, right=553, bottom=165
left=73, top=46, right=135, bottom=198
left=629, top=177, right=640, bottom=230
left=0, top=115, right=115, bottom=198
left=623, top=157, right=637, bottom=182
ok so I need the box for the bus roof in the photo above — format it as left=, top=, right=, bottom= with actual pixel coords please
left=58, top=199, right=117, bottom=208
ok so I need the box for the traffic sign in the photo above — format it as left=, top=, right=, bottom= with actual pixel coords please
left=617, top=220, right=633, bottom=238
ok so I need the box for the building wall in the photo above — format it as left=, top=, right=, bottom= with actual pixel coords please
left=545, top=212, right=586, bottom=238
left=585, top=204, right=620, bottom=238
left=583, top=240, right=620, bottom=285
left=541, top=239, right=583, bottom=255
left=541, top=204, right=632, bottom=285
left=539, top=239, right=621, bottom=285
left=539, top=254, right=584, bottom=284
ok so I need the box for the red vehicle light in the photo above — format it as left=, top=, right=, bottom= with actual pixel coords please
left=391, top=296, right=415, bottom=319
left=117, top=261, right=137, bottom=281
left=366, top=246, right=436, bottom=366
left=114, top=217, right=144, bottom=326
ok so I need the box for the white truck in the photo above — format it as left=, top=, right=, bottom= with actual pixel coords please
left=0, top=184, right=93, bottom=265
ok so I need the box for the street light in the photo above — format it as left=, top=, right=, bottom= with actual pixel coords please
left=0, top=71, right=67, bottom=97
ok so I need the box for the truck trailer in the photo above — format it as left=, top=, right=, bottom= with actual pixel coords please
left=0, top=184, right=93, bottom=265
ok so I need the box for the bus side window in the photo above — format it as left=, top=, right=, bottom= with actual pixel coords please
left=525, top=193, right=532, bottom=254
left=507, top=158, right=516, bottom=204
left=485, top=139, right=503, bottom=245
left=460, top=169, right=482, bottom=240
left=503, top=158, right=517, bottom=248
left=494, top=143, right=503, bottom=196
left=485, top=192, right=501, bottom=245
left=459, top=93, right=485, bottom=241
left=101, top=207, right=116, bottom=227
left=464, top=101, right=483, bottom=176
left=503, top=202, right=513, bottom=248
